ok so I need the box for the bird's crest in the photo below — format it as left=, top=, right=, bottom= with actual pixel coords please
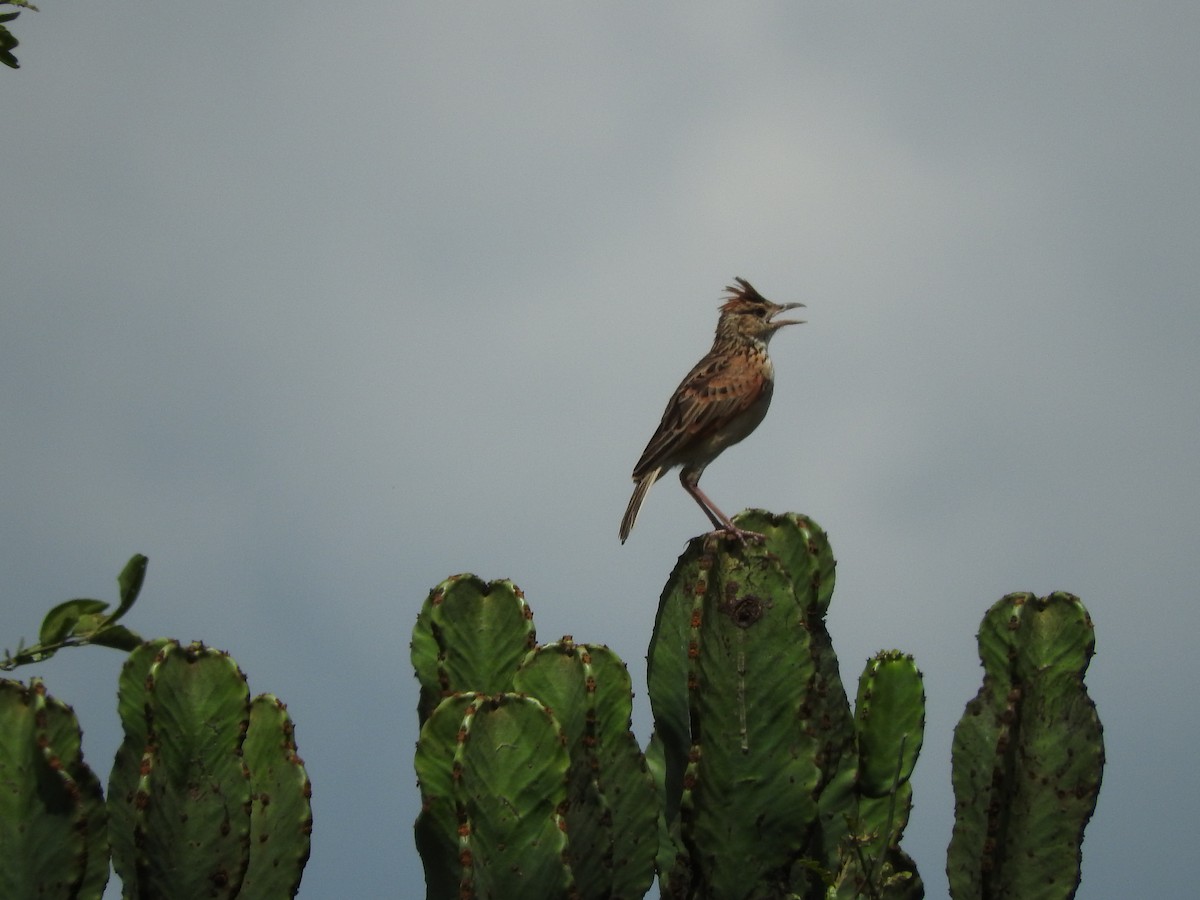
left=720, top=277, right=769, bottom=314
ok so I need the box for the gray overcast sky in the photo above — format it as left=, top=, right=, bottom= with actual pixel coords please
left=4, top=4, right=1197, bottom=898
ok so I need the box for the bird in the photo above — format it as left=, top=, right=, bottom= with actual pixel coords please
left=619, top=277, right=804, bottom=544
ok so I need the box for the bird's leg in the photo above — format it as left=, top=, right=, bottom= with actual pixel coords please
left=680, top=472, right=765, bottom=544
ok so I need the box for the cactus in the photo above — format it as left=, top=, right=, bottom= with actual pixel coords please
left=828, top=652, right=926, bottom=900
left=412, top=575, right=559, bottom=898
left=855, top=651, right=923, bottom=799
left=412, top=577, right=659, bottom=898
left=107, top=639, right=169, bottom=894
left=411, top=574, right=536, bottom=722
left=514, top=638, right=658, bottom=900
left=1, top=557, right=311, bottom=899
left=645, top=510, right=926, bottom=899
left=408, top=515, right=928, bottom=899
left=647, top=513, right=824, bottom=897
left=0, top=530, right=1107, bottom=899
left=947, top=592, right=1104, bottom=900
left=0, top=676, right=108, bottom=900
left=107, top=639, right=312, bottom=900
left=410, top=515, right=1113, bottom=900
left=2, top=658, right=313, bottom=900
left=122, top=641, right=254, bottom=899
left=415, top=691, right=575, bottom=899
left=242, top=694, right=314, bottom=899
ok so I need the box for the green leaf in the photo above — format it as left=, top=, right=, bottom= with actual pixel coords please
left=113, top=554, right=148, bottom=621
left=38, top=598, right=110, bottom=645
left=89, top=624, right=144, bottom=652
left=0, top=23, right=18, bottom=70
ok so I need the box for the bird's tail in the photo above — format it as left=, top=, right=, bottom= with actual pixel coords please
left=620, top=468, right=662, bottom=543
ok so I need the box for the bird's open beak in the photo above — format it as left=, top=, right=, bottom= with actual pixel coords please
left=769, top=301, right=806, bottom=327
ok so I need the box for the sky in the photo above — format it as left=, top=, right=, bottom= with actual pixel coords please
left=3, top=3, right=1198, bottom=898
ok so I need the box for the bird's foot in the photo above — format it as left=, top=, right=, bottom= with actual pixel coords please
left=716, top=526, right=766, bottom=545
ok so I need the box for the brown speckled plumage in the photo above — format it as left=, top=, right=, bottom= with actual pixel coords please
left=620, top=278, right=804, bottom=543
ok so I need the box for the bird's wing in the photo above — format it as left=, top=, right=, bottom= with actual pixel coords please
left=631, top=350, right=769, bottom=478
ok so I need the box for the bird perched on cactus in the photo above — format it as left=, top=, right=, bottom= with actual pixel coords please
left=619, top=278, right=804, bottom=543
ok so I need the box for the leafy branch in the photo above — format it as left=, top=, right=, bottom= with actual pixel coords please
left=2, top=554, right=147, bottom=670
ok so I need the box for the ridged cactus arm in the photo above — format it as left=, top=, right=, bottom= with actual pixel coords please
left=733, top=512, right=850, bottom=759
left=856, top=651, right=924, bottom=800
left=732, top=510, right=838, bottom=615
left=134, top=642, right=253, bottom=900
left=35, top=679, right=110, bottom=900
left=514, top=638, right=658, bottom=900
left=948, top=592, right=1104, bottom=900
left=241, top=694, right=313, bottom=899
left=831, top=651, right=925, bottom=899
left=515, top=639, right=604, bottom=894
left=646, top=548, right=718, bottom=896
left=411, top=574, right=536, bottom=722
left=75, top=744, right=110, bottom=899
left=639, top=730, right=693, bottom=897
left=1005, top=592, right=1104, bottom=899
left=734, top=512, right=860, bottom=870
left=645, top=547, right=698, bottom=830
left=653, top=530, right=822, bottom=898
left=414, top=692, right=575, bottom=899
left=0, top=677, right=100, bottom=900
left=107, top=639, right=170, bottom=895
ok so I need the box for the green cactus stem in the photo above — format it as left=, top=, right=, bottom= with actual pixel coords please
left=108, top=641, right=253, bottom=900
left=647, top=512, right=825, bottom=897
left=241, top=694, right=313, bottom=899
left=0, top=677, right=108, bottom=900
left=649, top=512, right=925, bottom=899
left=947, top=592, right=1104, bottom=900
left=107, top=639, right=169, bottom=895
left=414, top=691, right=575, bottom=899
left=737, top=511, right=859, bottom=875
left=828, top=651, right=926, bottom=899
left=514, top=638, right=657, bottom=900
left=856, top=651, right=924, bottom=799
left=411, top=574, right=536, bottom=723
